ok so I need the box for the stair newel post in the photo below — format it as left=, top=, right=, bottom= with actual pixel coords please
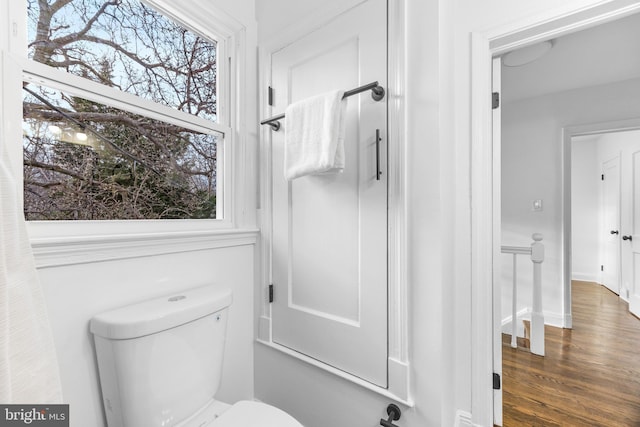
left=530, top=233, right=545, bottom=356
left=511, top=253, right=518, bottom=349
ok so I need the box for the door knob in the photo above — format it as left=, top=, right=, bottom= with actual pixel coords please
left=611, top=230, right=619, bottom=235
left=623, top=235, right=633, bottom=241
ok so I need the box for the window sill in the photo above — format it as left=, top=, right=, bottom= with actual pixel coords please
left=28, top=223, right=259, bottom=268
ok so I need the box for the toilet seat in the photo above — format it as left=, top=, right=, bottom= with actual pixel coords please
left=210, top=400, right=302, bottom=427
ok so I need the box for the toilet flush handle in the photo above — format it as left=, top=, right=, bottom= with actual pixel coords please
left=379, top=403, right=401, bottom=427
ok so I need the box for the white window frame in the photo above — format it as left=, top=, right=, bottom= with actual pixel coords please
left=3, top=0, right=255, bottom=266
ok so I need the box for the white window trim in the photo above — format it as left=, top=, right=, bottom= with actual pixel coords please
left=5, top=1, right=254, bottom=266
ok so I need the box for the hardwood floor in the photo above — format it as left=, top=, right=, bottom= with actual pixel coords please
left=502, top=280, right=640, bottom=426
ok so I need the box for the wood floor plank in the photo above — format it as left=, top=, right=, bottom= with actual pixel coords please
left=502, top=281, right=640, bottom=426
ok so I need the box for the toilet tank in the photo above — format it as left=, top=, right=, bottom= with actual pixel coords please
left=90, top=286, right=233, bottom=427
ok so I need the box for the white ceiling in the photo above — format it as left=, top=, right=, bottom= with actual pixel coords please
left=501, top=12, right=640, bottom=103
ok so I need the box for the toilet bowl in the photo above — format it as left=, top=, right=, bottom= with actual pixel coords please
left=176, top=399, right=301, bottom=427
left=90, top=285, right=302, bottom=427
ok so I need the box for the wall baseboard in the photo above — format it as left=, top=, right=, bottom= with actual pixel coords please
left=572, top=273, right=599, bottom=283
left=501, top=308, right=529, bottom=337
left=563, top=313, right=573, bottom=329
left=544, top=311, right=565, bottom=328
left=502, top=308, right=565, bottom=337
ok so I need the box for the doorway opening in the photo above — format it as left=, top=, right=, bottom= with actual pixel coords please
left=470, top=2, right=640, bottom=426
left=570, top=126, right=640, bottom=312
left=495, top=9, right=640, bottom=427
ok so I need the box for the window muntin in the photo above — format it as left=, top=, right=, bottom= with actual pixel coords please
left=23, top=0, right=224, bottom=221
left=23, top=83, right=221, bottom=220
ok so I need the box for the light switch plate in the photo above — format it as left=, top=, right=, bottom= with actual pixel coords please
left=532, top=199, right=543, bottom=211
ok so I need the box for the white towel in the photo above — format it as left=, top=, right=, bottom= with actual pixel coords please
left=284, top=90, right=347, bottom=180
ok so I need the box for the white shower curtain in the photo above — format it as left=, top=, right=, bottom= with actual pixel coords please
left=0, top=135, right=63, bottom=403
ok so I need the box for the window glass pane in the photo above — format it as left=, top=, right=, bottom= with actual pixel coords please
left=27, top=0, right=217, bottom=121
left=23, top=83, right=220, bottom=220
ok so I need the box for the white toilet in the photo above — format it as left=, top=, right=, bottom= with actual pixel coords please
left=90, top=285, right=302, bottom=427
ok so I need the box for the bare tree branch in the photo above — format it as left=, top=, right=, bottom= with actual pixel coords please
left=25, top=159, right=86, bottom=181
left=24, top=0, right=219, bottom=220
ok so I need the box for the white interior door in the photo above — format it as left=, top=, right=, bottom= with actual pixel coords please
left=492, top=56, right=503, bottom=427
left=629, top=150, right=640, bottom=317
left=269, top=0, right=388, bottom=387
left=602, top=156, right=621, bottom=295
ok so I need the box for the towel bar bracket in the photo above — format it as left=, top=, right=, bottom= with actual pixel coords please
left=267, top=121, right=281, bottom=131
left=370, top=85, right=385, bottom=101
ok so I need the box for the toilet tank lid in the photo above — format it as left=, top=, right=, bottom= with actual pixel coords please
left=90, top=286, right=232, bottom=340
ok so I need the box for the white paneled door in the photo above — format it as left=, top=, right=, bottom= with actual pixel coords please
left=269, top=0, right=388, bottom=386
left=602, top=156, right=621, bottom=295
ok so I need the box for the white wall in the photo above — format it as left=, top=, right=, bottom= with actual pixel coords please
left=40, top=244, right=256, bottom=426
left=255, top=1, right=640, bottom=426
left=501, top=78, right=640, bottom=326
left=571, top=135, right=600, bottom=282
left=13, top=0, right=640, bottom=426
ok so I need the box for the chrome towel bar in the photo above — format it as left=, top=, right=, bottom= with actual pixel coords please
left=260, top=81, right=385, bottom=131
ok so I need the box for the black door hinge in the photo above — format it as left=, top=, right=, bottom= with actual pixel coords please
left=268, top=284, right=274, bottom=303
left=492, top=92, right=500, bottom=109
left=493, top=373, right=501, bottom=390
left=601, top=174, right=605, bottom=181
left=601, top=265, right=604, bottom=272
left=268, top=86, right=274, bottom=106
